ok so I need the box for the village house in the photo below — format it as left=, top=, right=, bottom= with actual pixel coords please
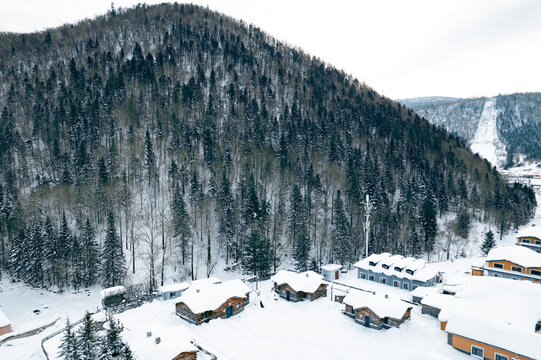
left=342, top=289, right=412, bottom=329
left=516, top=226, right=541, bottom=252
left=354, top=253, right=439, bottom=291
left=410, top=286, right=439, bottom=304
left=123, top=323, right=199, bottom=360
left=0, top=309, right=11, bottom=336
left=159, top=282, right=190, bottom=301
left=321, top=264, right=342, bottom=281
left=484, top=245, right=541, bottom=283
left=430, top=276, right=541, bottom=359
left=271, top=270, right=327, bottom=302
left=175, top=279, right=250, bottom=325
left=100, top=285, right=126, bottom=307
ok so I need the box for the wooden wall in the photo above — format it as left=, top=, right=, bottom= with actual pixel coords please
left=173, top=351, right=197, bottom=360
left=449, top=333, right=534, bottom=360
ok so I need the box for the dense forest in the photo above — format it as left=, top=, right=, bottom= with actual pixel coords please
left=0, top=4, right=535, bottom=291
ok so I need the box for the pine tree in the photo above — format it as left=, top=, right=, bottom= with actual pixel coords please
left=101, top=316, right=125, bottom=359
left=242, top=231, right=271, bottom=277
left=216, top=169, right=236, bottom=263
left=144, top=128, right=156, bottom=186
left=420, top=193, right=437, bottom=260
left=82, top=219, right=100, bottom=287
left=332, top=190, right=351, bottom=265
left=481, top=230, right=496, bottom=255
left=77, top=312, right=100, bottom=360
left=171, top=186, right=191, bottom=265
left=101, top=212, right=125, bottom=287
left=58, top=318, right=78, bottom=360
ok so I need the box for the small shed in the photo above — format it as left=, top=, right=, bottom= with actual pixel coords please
left=175, top=279, right=250, bottom=325
left=100, top=286, right=126, bottom=307
left=321, top=264, right=342, bottom=281
left=516, top=226, right=541, bottom=252
left=343, top=290, right=412, bottom=329
left=420, top=293, right=455, bottom=319
left=271, top=270, right=327, bottom=302
left=159, top=282, right=190, bottom=301
left=0, top=309, right=12, bottom=336
left=410, top=286, right=439, bottom=304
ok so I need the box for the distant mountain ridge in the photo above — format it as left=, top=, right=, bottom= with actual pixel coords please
left=399, top=93, right=541, bottom=167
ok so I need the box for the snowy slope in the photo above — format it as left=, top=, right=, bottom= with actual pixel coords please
left=469, top=98, right=506, bottom=168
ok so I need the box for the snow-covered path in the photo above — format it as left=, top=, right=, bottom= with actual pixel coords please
left=470, top=98, right=506, bottom=168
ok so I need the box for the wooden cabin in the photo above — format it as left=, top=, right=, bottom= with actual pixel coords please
left=446, top=314, right=539, bottom=360
left=427, top=277, right=541, bottom=360
left=321, top=264, right=342, bottom=281
left=471, top=266, right=484, bottom=276
left=175, top=279, right=250, bottom=325
left=484, top=246, right=541, bottom=283
left=271, top=270, right=327, bottom=302
left=174, top=351, right=197, bottom=360
left=159, top=282, right=190, bottom=301
left=516, top=226, right=541, bottom=252
left=0, top=309, right=11, bottom=336
left=343, top=290, right=412, bottom=330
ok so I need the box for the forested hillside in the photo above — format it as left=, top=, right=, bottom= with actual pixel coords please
left=0, top=4, right=535, bottom=291
left=401, top=93, right=541, bottom=166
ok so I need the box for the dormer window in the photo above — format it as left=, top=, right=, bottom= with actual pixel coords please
left=369, top=261, right=376, bottom=266
left=406, top=269, right=414, bottom=275
left=382, top=264, right=389, bottom=270
left=394, top=267, right=402, bottom=272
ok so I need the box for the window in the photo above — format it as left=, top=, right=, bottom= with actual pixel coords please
left=393, top=281, right=399, bottom=287
left=382, top=264, right=389, bottom=269
left=536, top=240, right=541, bottom=245
left=403, top=283, right=409, bottom=290
left=380, top=278, right=386, bottom=284
left=495, top=353, right=508, bottom=360
left=394, top=267, right=402, bottom=272
left=369, top=261, right=376, bottom=266
left=522, top=238, right=531, bottom=243
left=492, top=263, right=504, bottom=269
left=531, top=270, right=541, bottom=276
left=535, top=322, right=541, bottom=332
left=471, top=345, right=484, bottom=359
left=369, top=275, right=375, bottom=281
left=406, top=269, right=414, bottom=275
left=511, top=266, right=523, bottom=273
left=361, top=273, right=367, bottom=279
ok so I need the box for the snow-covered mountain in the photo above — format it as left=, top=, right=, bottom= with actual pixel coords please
left=400, top=93, right=541, bottom=168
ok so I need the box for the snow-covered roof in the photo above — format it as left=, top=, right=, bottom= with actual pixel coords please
left=159, top=282, right=190, bottom=294
left=271, top=270, right=326, bottom=293
left=124, top=324, right=197, bottom=359
left=517, top=225, right=541, bottom=240
left=177, top=279, right=250, bottom=314
left=485, top=245, right=541, bottom=268
left=353, top=253, right=391, bottom=269
left=432, top=276, right=541, bottom=357
left=0, top=309, right=10, bottom=327
left=321, top=264, right=342, bottom=272
left=446, top=314, right=541, bottom=359
left=410, top=286, right=439, bottom=299
left=421, top=293, right=456, bottom=310
left=343, top=290, right=411, bottom=320
left=99, top=286, right=126, bottom=299
left=190, top=277, right=221, bottom=286
left=354, top=253, right=439, bottom=282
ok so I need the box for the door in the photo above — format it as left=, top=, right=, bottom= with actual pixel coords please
left=286, top=291, right=290, bottom=301
left=335, top=271, right=339, bottom=279
left=364, top=316, right=370, bottom=327
left=226, top=306, right=233, bottom=318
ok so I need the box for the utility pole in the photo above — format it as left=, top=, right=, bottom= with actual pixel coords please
left=364, top=194, right=372, bottom=258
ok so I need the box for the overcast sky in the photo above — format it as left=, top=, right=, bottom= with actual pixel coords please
left=1, top=0, right=540, bottom=99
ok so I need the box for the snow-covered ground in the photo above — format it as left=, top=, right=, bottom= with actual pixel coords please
left=470, top=97, right=506, bottom=168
